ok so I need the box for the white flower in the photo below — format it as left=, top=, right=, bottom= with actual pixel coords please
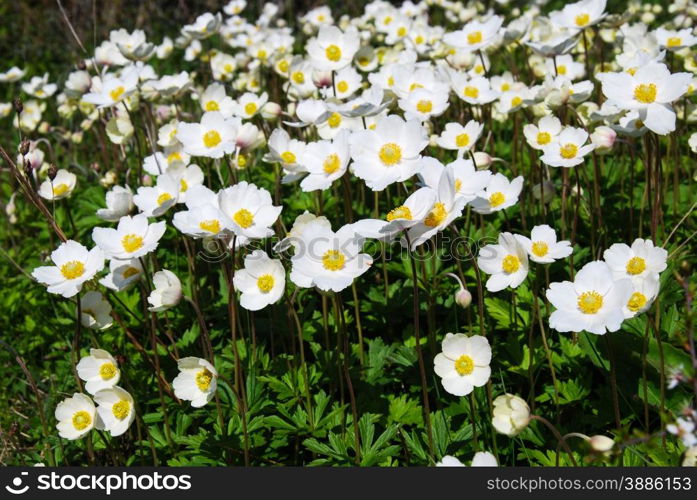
left=602, top=238, right=667, bottom=284
left=444, top=15, right=504, bottom=52
left=133, top=174, right=179, bottom=217
left=300, top=129, right=351, bottom=192
left=82, top=73, right=138, bottom=108
left=434, top=333, right=491, bottom=396
left=234, top=250, right=285, bottom=311
left=183, top=12, right=222, bottom=39
left=77, top=349, right=121, bottom=395
left=265, top=128, right=308, bottom=180
left=0, top=66, right=25, bottom=82
left=667, top=418, right=697, bottom=448
left=514, top=224, right=573, bottom=264
left=549, top=0, right=607, bottom=31
left=470, top=173, right=524, bottom=214
left=176, top=111, right=238, bottom=159
left=546, top=261, right=633, bottom=335
left=452, top=76, right=500, bottom=105
left=172, top=357, right=218, bottom=408
left=436, top=121, right=483, bottom=156
left=218, top=181, right=282, bottom=245
left=654, top=28, right=697, bottom=51
left=590, top=125, right=617, bottom=154
left=306, top=25, right=360, bottom=71
left=99, top=258, right=143, bottom=292
left=147, top=270, right=182, bottom=312
left=80, top=291, right=113, bottom=330
left=398, top=88, right=449, bottom=121
left=623, top=275, right=660, bottom=319
left=492, top=394, right=531, bottom=436
left=55, top=393, right=100, bottom=440
left=94, top=387, right=135, bottom=437
left=478, top=232, right=530, bottom=292
left=22, top=73, right=57, bottom=99
left=110, top=28, right=154, bottom=60
left=326, top=66, right=362, bottom=100
left=290, top=222, right=372, bottom=292
left=436, top=455, right=464, bottom=467
left=231, top=92, right=268, bottom=120
left=200, top=83, right=235, bottom=117
left=349, top=114, right=428, bottom=191
left=471, top=451, right=498, bottom=466
left=32, top=240, right=104, bottom=298
left=523, top=115, right=562, bottom=150
left=38, top=169, right=77, bottom=201
left=540, top=127, right=595, bottom=167
left=92, top=214, right=166, bottom=260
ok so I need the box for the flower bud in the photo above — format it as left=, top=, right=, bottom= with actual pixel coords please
left=472, top=151, right=492, bottom=169
left=261, top=101, right=281, bottom=121
left=589, top=435, right=615, bottom=453
left=141, top=174, right=153, bottom=187
left=455, top=288, right=472, bottom=308
left=47, top=164, right=58, bottom=181
left=590, top=126, right=616, bottom=154
left=492, top=394, right=530, bottom=436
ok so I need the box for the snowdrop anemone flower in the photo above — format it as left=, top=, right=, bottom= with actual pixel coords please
left=76, top=349, right=121, bottom=395
left=94, top=387, right=135, bottom=437
left=398, top=87, right=449, bottom=122
left=80, top=291, right=113, bottom=330
left=147, top=270, right=182, bottom=312
left=602, top=238, right=668, bottom=284
left=492, top=394, right=531, bottom=437
left=111, top=28, right=154, bottom=61
left=132, top=174, right=179, bottom=217
left=349, top=114, right=428, bottom=191
left=436, top=121, right=483, bottom=157
left=437, top=452, right=497, bottom=467
left=55, top=393, right=100, bottom=440
left=300, top=129, right=351, bottom=192
left=82, top=73, right=138, bottom=108
left=182, top=12, right=222, bottom=39
left=667, top=418, right=697, bottom=448
left=231, top=92, right=268, bottom=120
left=92, top=214, right=166, bottom=260
left=623, top=276, right=660, bottom=319
left=176, top=111, right=238, bottom=159
left=38, top=169, right=77, bottom=201
left=199, top=83, right=235, bottom=117
left=514, top=225, right=573, bottom=264
left=306, top=25, right=360, bottom=71
left=523, top=115, right=562, bottom=151
left=477, top=232, right=530, bottom=292
left=470, top=173, right=524, bottom=215
left=22, top=73, right=57, bottom=99
left=546, top=261, right=633, bottom=335
left=0, top=66, right=25, bottom=82
left=406, top=169, right=467, bottom=249
left=265, top=128, right=308, bottom=182
left=99, top=258, right=143, bottom=292
left=434, top=333, right=491, bottom=397
left=444, top=15, right=504, bottom=52
left=540, top=127, right=595, bottom=167
left=419, top=157, right=492, bottom=204
left=172, top=357, right=218, bottom=408
left=32, top=240, right=104, bottom=298
left=218, top=182, right=282, bottom=246
left=274, top=212, right=332, bottom=254
left=452, top=76, right=500, bottom=105
left=654, top=28, right=697, bottom=51
left=289, top=223, right=372, bottom=293
left=233, top=250, right=286, bottom=311
left=549, top=0, right=607, bottom=31
left=173, top=185, right=232, bottom=239
left=598, top=62, right=692, bottom=134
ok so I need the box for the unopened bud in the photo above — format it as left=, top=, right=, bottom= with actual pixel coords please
left=47, top=164, right=58, bottom=181
left=590, top=126, right=616, bottom=154
left=472, top=151, right=493, bottom=169
left=19, top=139, right=30, bottom=156
left=142, top=174, right=153, bottom=187
left=589, top=435, right=615, bottom=453
left=455, top=288, right=472, bottom=308
left=261, top=101, right=281, bottom=120
left=13, top=97, right=23, bottom=115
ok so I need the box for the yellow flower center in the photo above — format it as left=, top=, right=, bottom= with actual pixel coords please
left=196, top=368, right=213, bottom=391
left=110, top=86, right=125, bottom=102
left=455, top=133, right=470, bottom=148
left=292, top=71, right=305, bottom=84
left=464, top=86, right=479, bottom=98
left=575, top=13, right=590, bottom=27
left=112, top=400, right=130, bottom=420
left=627, top=292, right=648, bottom=312
left=501, top=254, right=520, bottom=273
left=257, top=49, right=267, bottom=60
left=122, top=266, right=140, bottom=279
left=72, top=410, right=92, bottom=431
left=666, top=37, right=681, bottom=48
left=233, top=208, right=254, bottom=228
left=244, top=102, right=257, bottom=115
left=536, top=131, right=551, bottom=145
left=467, top=31, right=482, bottom=45
left=205, top=100, right=220, bottom=111
left=157, top=192, right=173, bottom=206
left=53, top=183, right=69, bottom=196
left=387, top=76, right=395, bottom=87
left=257, top=274, right=275, bottom=293
left=384, top=16, right=393, bottom=25
left=424, top=202, right=448, bottom=227
left=489, top=192, right=505, bottom=208
left=378, top=143, right=402, bottom=166
left=454, top=179, right=463, bottom=192
left=99, top=362, right=117, bottom=380
left=327, top=112, right=342, bottom=128
left=501, top=82, right=511, bottom=91
left=336, top=80, right=349, bottom=93
left=531, top=241, right=549, bottom=257
left=322, top=249, right=346, bottom=271
left=199, top=219, right=221, bottom=233
left=276, top=151, right=295, bottom=165
left=323, top=153, right=341, bottom=174
left=325, top=44, right=342, bottom=62
left=278, top=60, right=289, bottom=73
left=203, top=130, right=222, bottom=148
left=454, top=354, right=474, bottom=375
left=60, top=260, right=85, bottom=280
left=386, top=205, right=412, bottom=221
left=557, top=65, right=567, bottom=75
left=633, top=83, right=657, bottom=104
left=577, top=291, right=603, bottom=314
left=121, top=233, right=144, bottom=253
left=224, top=63, right=234, bottom=73
left=511, top=96, right=522, bottom=107
left=415, top=35, right=424, bottom=44
left=397, top=26, right=407, bottom=37
left=180, top=179, right=188, bottom=192
left=416, top=99, right=432, bottom=113
left=409, top=82, right=424, bottom=92
left=167, top=152, right=182, bottom=164
left=626, top=256, right=646, bottom=275
left=560, top=143, right=578, bottom=159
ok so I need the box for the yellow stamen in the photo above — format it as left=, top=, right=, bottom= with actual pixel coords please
left=626, top=256, right=646, bottom=275
left=633, top=83, right=657, bottom=104
left=99, top=362, right=117, bottom=380
left=575, top=13, right=590, bottom=27
left=560, top=143, right=578, bottom=159
left=323, top=153, right=341, bottom=174
left=233, top=208, right=254, bottom=228
left=531, top=241, right=549, bottom=258
left=244, top=102, right=257, bottom=115
left=627, top=292, right=648, bottom=312
left=378, top=143, right=402, bottom=166
left=416, top=99, right=432, bottom=113
left=464, top=86, right=479, bottom=99
left=455, top=133, right=470, bottom=148
left=112, top=400, right=130, bottom=420
left=157, top=192, right=173, bottom=206
left=424, top=202, right=447, bottom=227
left=454, top=354, right=474, bottom=375
left=121, top=234, right=144, bottom=253
left=205, top=101, right=219, bottom=111
left=257, top=274, right=275, bottom=293
left=536, top=131, right=551, bottom=145
left=110, top=86, right=125, bottom=102
left=52, top=183, right=69, bottom=196
left=60, top=261, right=85, bottom=280
left=203, top=130, right=222, bottom=148
left=386, top=205, right=412, bottom=221
left=72, top=411, right=92, bottom=431
left=501, top=254, right=520, bottom=273
left=196, top=368, right=213, bottom=391
left=327, top=112, right=342, bottom=128
left=467, top=31, right=482, bottom=45
left=281, top=151, right=296, bottom=164
left=199, top=219, right=221, bottom=233
left=322, top=249, right=346, bottom=271
left=577, top=291, right=603, bottom=314
left=489, top=192, right=505, bottom=208
left=325, top=44, right=342, bottom=62
left=336, top=81, right=349, bottom=93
